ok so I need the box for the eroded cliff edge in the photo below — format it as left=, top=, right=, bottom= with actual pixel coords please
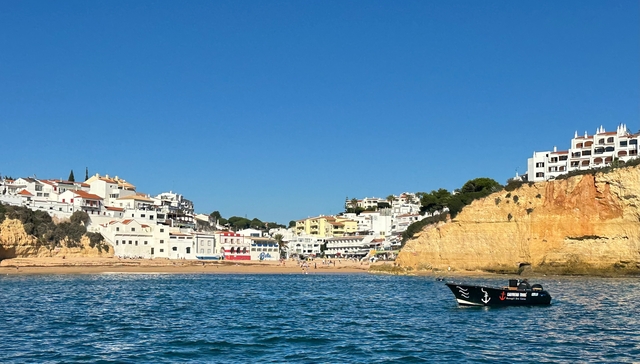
left=396, top=165, right=640, bottom=274
left=0, top=218, right=113, bottom=260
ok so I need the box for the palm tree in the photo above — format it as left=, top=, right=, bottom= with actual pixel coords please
left=386, top=195, right=395, bottom=204
left=274, top=234, right=287, bottom=258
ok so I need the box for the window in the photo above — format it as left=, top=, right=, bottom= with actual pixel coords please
left=630, top=139, right=638, bottom=145
left=129, top=241, right=132, bottom=245
left=186, top=247, right=191, bottom=254
left=172, top=247, right=177, bottom=251
left=598, top=138, right=605, bottom=145
left=620, top=141, right=628, bottom=147
left=132, top=214, right=134, bottom=217
left=115, top=240, right=119, bottom=245
left=200, top=249, right=204, bottom=253
left=160, top=229, right=164, bottom=232
left=37, top=193, right=42, bottom=197
left=135, top=241, right=138, bottom=246
left=160, top=240, right=164, bottom=244
left=550, top=157, right=558, bottom=163
left=159, top=249, right=164, bottom=253
left=536, top=172, right=544, bottom=178
left=141, top=214, right=145, bottom=218
left=131, top=228, right=135, bottom=232
left=607, top=137, right=614, bottom=143
left=535, top=162, right=544, bottom=168
left=35, top=185, right=43, bottom=191
left=582, top=150, right=591, bottom=156
left=116, top=227, right=120, bottom=232
left=559, top=156, right=568, bottom=161
left=144, top=241, right=148, bottom=245
left=571, top=161, right=579, bottom=167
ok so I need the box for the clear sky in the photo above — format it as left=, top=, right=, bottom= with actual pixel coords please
left=1, top=1, right=638, bottom=224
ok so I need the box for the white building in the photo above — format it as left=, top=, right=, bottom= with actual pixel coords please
left=248, top=237, right=280, bottom=261
left=58, top=190, right=104, bottom=215
left=237, top=228, right=263, bottom=237
left=168, top=233, right=196, bottom=259
left=85, top=174, right=136, bottom=206
left=108, top=219, right=157, bottom=259
left=286, top=235, right=325, bottom=257
left=528, top=124, right=639, bottom=182
left=324, top=235, right=376, bottom=258
left=194, top=233, right=218, bottom=259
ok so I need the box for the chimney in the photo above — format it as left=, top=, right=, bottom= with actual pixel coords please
left=553, top=146, right=557, bottom=152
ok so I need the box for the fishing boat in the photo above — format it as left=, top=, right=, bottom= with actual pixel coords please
left=445, top=279, right=552, bottom=306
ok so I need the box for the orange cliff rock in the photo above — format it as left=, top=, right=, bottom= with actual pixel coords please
left=396, top=165, right=640, bottom=273
left=0, top=218, right=113, bottom=260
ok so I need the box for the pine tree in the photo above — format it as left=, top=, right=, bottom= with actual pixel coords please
left=68, top=170, right=75, bottom=182
left=85, top=167, right=89, bottom=181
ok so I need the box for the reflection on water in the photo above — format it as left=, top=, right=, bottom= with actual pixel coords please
left=1, top=274, right=639, bottom=363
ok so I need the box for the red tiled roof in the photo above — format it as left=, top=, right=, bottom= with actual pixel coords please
left=19, top=190, right=33, bottom=196
left=121, top=219, right=133, bottom=225
left=106, top=206, right=124, bottom=211
left=72, top=190, right=103, bottom=200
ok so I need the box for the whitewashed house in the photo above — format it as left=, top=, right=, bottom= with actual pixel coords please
left=194, top=233, right=218, bottom=259
left=58, top=190, right=103, bottom=215
left=85, top=174, right=136, bottom=206
left=168, top=233, right=196, bottom=259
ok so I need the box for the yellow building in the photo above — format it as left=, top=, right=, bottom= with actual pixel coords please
left=295, top=215, right=358, bottom=237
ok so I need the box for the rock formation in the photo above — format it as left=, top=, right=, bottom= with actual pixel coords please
left=396, top=165, right=640, bottom=274
left=0, top=218, right=113, bottom=259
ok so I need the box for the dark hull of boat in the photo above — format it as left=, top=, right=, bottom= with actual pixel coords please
left=445, top=283, right=551, bottom=306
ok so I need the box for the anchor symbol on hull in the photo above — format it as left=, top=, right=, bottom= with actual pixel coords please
left=481, top=288, right=491, bottom=304
left=499, top=291, right=506, bottom=301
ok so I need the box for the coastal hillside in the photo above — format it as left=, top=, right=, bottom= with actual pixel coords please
left=0, top=207, right=113, bottom=260
left=396, top=165, right=640, bottom=274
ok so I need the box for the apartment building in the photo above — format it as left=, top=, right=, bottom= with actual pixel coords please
left=528, top=124, right=639, bottom=182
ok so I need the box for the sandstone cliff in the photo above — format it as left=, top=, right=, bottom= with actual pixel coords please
left=0, top=218, right=113, bottom=259
left=396, top=165, right=640, bottom=274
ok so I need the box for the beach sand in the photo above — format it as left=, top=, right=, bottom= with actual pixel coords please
left=0, top=257, right=373, bottom=275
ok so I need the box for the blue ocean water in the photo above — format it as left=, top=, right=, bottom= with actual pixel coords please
left=1, top=273, right=638, bottom=363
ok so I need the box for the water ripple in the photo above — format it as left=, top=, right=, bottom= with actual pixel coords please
left=1, top=274, right=639, bottom=363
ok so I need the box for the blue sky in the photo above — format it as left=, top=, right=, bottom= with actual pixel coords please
left=1, top=1, right=638, bottom=224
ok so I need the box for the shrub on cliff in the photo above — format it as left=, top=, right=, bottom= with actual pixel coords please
left=401, top=213, right=448, bottom=246
left=0, top=204, right=91, bottom=249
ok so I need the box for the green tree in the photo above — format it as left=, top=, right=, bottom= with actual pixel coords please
left=250, top=218, right=263, bottom=229
left=288, top=220, right=296, bottom=228
left=386, top=195, right=395, bottom=204
left=460, top=177, right=501, bottom=194
left=68, top=169, right=75, bottom=182
left=70, top=211, right=90, bottom=225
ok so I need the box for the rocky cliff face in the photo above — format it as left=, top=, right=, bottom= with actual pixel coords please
left=396, top=166, right=640, bottom=273
left=0, top=219, right=113, bottom=259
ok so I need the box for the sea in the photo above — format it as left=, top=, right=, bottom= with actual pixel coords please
left=1, top=273, right=638, bottom=363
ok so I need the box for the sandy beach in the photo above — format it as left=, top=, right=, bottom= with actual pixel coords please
left=0, top=257, right=373, bottom=275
